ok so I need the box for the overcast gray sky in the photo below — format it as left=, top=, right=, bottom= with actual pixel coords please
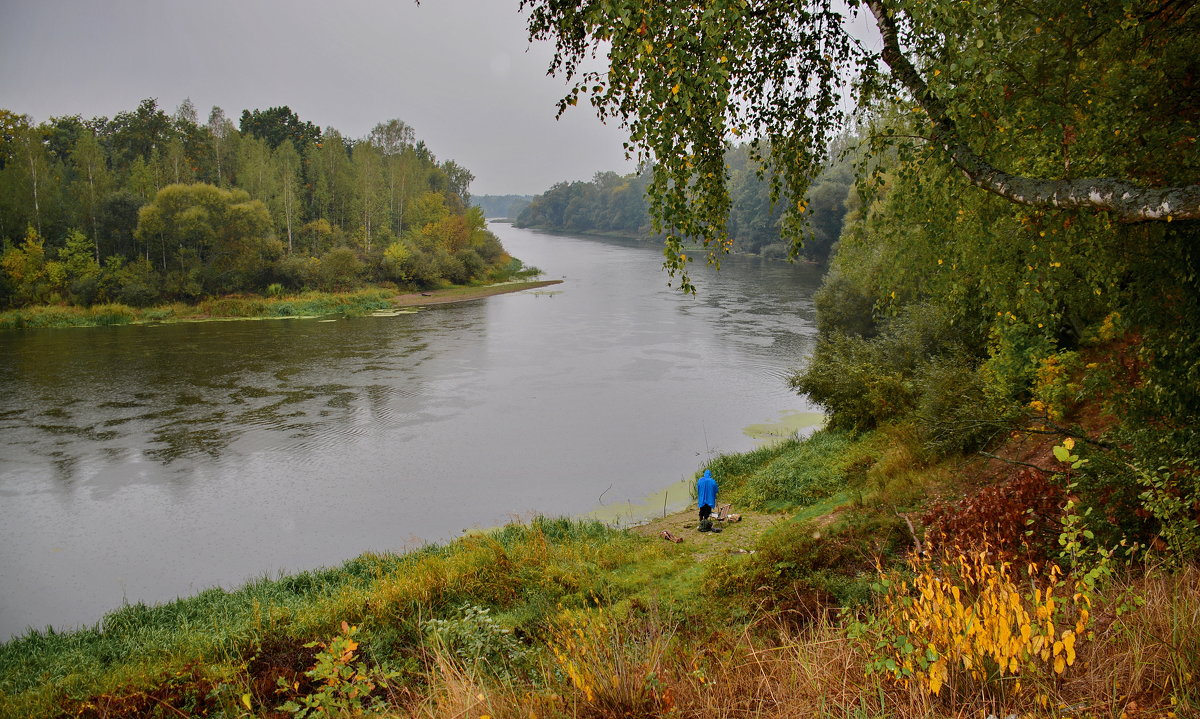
left=0, top=0, right=635, bottom=196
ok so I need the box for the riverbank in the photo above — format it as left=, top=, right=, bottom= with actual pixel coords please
left=390, top=279, right=562, bottom=307
left=2, top=420, right=1193, bottom=719
left=0, top=280, right=563, bottom=330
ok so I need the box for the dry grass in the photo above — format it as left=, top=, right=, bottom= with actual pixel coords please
left=390, top=565, right=1198, bottom=719
left=1058, top=564, right=1200, bottom=717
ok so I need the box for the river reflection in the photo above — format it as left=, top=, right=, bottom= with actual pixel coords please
left=0, top=224, right=822, bottom=638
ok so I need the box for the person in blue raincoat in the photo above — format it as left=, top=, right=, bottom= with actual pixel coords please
left=696, top=469, right=718, bottom=523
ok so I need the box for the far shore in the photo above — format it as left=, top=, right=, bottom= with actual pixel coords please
left=390, top=279, right=562, bottom=307
left=0, top=280, right=565, bottom=330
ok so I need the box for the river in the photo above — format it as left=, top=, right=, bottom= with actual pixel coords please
left=0, top=223, right=824, bottom=639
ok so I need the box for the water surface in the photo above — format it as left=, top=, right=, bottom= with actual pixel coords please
left=0, top=224, right=823, bottom=638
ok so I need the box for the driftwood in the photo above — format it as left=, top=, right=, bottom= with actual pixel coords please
left=896, top=512, right=926, bottom=558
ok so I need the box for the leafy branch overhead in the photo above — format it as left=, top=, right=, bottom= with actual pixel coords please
left=523, top=0, right=1200, bottom=287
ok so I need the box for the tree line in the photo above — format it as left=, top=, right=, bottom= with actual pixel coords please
left=0, top=100, right=511, bottom=308
left=473, top=194, right=532, bottom=220
left=515, top=143, right=851, bottom=262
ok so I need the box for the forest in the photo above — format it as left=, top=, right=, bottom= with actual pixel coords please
left=515, top=142, right=853, bottom=261
left=0, top=101, right=513, bottom=310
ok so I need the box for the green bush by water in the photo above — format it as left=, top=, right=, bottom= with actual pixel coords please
left=704, top=429, right=856, bottom=511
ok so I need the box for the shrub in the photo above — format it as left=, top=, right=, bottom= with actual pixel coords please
left=813, top=268, right=879, bottom=339
left=456, top=249, right=487, bottom=282
left=1029, top=350, right=1084, bottom=422
left=793, top=303, right=979, bottom=433
left=114, top=257, right=162, bottom=307
left=791, top=333, right=912, bottom=431
left=86, top=303, right=137, bottom=326
left=277, top=622, right=395, bottom=717
left=913, top=357, right=1014, bottom=456
left=981, top=319, right=1057, bottom=404
left=276, top=254, right=320, bottom=290
left=922, top=469, right=1065, bottom=562
left=317, top=248, right=363, bottom=292
left=860, top=549, right=1094, bottom=709
left=424, top=604, right=533, bottom=684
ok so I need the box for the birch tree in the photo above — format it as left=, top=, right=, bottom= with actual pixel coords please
left=523, top=0, right=1200, bottom=289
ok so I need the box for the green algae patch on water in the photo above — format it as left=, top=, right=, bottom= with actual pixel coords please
left=584, top=477, right=696, bottom=529
left=742, top=410, right=825, bottom=445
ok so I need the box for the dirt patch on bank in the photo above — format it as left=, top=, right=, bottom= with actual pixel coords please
left=631, top=506, right=788, bottom=561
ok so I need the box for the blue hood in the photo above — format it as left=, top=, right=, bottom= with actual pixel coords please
left=697, top=470, right=718, bottom=507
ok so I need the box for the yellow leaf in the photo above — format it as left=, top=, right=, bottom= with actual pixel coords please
left=1063, top=437, right=1075, bottom=450
left=1054, top=654, right=1066, bottom=674
left=934, top=69, right=941, bottom=76
left=671, top=83, right=680, bottom=95
left=242, top=693, right=252, bottom=710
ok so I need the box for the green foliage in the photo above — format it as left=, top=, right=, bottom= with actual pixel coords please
left=239, top=105, right=320, bottom=151
left=525, top=0, right=1200, bottom=293
left=706, top=507, right=907, bottom=605
left=278, top=622, right=395, bottom=718
left=0, top=101, right=516, bottom=310
left=734, top=430, right=855, bottom=510
left=0, top=302, right=137, bottom=329
left=793, top=303, right=984, bottom=436
left=0, top=517, right=645, bottom=716
left=518, top=146, right=853, bottom=263
left=912, top=357, right=1012, bottom=456
left=424, top=604, right=534, bottom=684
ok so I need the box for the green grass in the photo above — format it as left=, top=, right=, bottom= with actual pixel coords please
left=2, top=423, right=1194, bottom=718
left=0, top=289, right=399, bottom=331
left=704, top=428, right=859, bottom=510
left=0, top=518, right=662, bottom=718
left=0, top=303, right=139, bottom=329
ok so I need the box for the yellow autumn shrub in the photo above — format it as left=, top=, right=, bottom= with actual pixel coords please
left=867, top=548, right=1092, bottom=698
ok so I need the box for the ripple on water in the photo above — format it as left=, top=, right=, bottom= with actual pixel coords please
left=32, top=424, right=120, bottom=442
left=97, top=400, right=148, bottom=410
left=146, top=425, right=236, bottom=462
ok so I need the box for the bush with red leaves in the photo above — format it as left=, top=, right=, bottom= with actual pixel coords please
left=922, top=469, right=1065, bottom=562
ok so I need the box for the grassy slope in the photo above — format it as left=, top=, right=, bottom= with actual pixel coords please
left=1, top=411, right=1196, bottom=717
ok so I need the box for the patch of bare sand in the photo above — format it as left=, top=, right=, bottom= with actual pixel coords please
left=391, top=280, right=562, bottom=307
